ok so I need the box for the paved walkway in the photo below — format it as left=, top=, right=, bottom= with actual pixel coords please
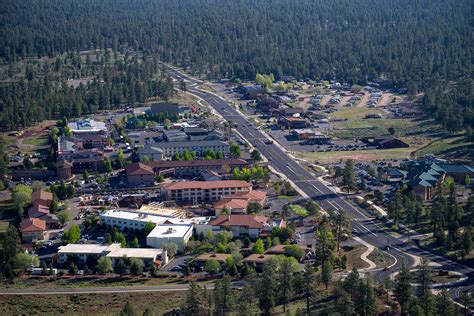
left=353, top=236, right=377, bottom=271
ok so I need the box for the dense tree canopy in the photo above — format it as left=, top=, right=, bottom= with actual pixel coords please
left=0, top=0, right=472, bottom=130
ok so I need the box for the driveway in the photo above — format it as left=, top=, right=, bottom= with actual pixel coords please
left=160, top=255, right=192, bottom=272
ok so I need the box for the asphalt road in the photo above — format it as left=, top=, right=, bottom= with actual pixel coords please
left=165, top=64, right=474, bottom=304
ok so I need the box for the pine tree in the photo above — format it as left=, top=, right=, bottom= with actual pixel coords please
left=417, top=257, right=431, bottom=296
left=394, top=260, right=412, bottom=315
left=183, top=282, right=204, bottom=315
left=342, top=159, right=356, bottom=191
left=213, top=274, right=234, bottom=315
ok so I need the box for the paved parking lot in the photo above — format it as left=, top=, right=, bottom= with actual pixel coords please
left=268, top=129, right=374, bottom=153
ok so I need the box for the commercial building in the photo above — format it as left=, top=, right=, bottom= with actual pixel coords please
left=56, top=160, right=73, bottom=180
left=20, top=218, right=46, bottom=243
left=151, top=141, right=229, bottom=157
left=279, top=117, right=308, bottom=129
left=31, top=190, right=53, bottom=207
left=194, top=253, right=232, bottom=265
left=207, top=214, right=269, bottom=239
left=399, top=158, right=474, bottom=200
left=57, top=136, right=104, bottom=172
left=67, top=119, right=109, bottom=149
left=99, top=209, right=168, bottom=231
left=362, top=137, right=409, bottom=149
left=146, top=224, right=193, bottom=251
left=214, top=190, right=267, bottom=215
left=291, top=129, right=330, bottom=144
left=99, top=207, right=211, bottom=239
left=125, top=163, right=155, bottom=187
left=27, top=205, right=59, bottom=229
left=150, top=102, right=180, bottom=115
left=148, top=158, right=248, bottom=178
left=161, top=180, right=252, bottom=203
left=137, top=145, right=164, bottom=162
left=163, top=129, right=188, bottom=142
left=57, top=243, right=168, bottom=266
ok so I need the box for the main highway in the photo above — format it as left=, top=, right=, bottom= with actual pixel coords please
left=163, top=64, right=473, bottom=303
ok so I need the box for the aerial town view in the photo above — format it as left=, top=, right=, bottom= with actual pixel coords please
left=0, top=0, right=473, bottom=315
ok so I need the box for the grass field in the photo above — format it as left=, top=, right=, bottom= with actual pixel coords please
left=290, top=204, right=308, bottom=217
left=415, top=134, right=474, bottom=162
left=330, top=107, right=439, bottom=139
left=295, top=147, right=417, bottom=164
left=0, top=291, right=187, bottom=316
left=3, top=275, right=194, bottom=289
left=367, top=248, right=396, bottom=269
left=0, top=220, right=9, bottom=232
left=408, top=270, right=462, bottom=285
left=340, top=244, right=370, bottom=271
left=171, top=91, right=205, bottom=110
left=324, top=106, right=474, bottom=161
left=0, top=200, right=17, bottom=232
left=22, top=135, right=48, bottom=147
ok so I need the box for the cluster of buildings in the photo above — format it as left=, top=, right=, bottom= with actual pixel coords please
left=125, top=159, right=248, bottom=187
left=57, top=243, right=168, bottom=267
left=97, top=200, right=283, bottom=253
left=384, top=157, right=474, bottom=200
left=56, top=119, right=110, bottom=179
left=20, top=190, right=58, bottom=243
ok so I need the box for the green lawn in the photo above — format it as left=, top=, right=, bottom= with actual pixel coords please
left=23, top=135, right=48, bottom=147
left=415, top=134, right=474, bottom=162
left=290, top=204, right=308, bottom=217
left=276, top=195, right=298, bottom=199
left=330, top=107, right=440, bottom=139
left=6, top=275, right=191, bottom=289
left=0, top=291, right=187, bottom=316
left=295, top=147, right=418, bottom=164
left=0, top=220, right=9, bottom=232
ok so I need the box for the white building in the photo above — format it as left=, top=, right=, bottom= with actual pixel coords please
left=57, top=243, right=168, bottom=266
left=146, top=225, right=193, bottom=251
left=67, top=119, right=107, bottom=134
left=99, top=210, right=169, bottom=231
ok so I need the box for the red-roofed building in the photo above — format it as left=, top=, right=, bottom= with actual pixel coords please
left=214, top=198, right=249, bottom=215
left=207, top=214, right=269, bottom=239
left=31, top=190, right=53, bottom=207
left=126, top=163, right=155, bottom=187
left=20, top=218, right=46, bottom=243
left=214, top=190, right=267, bottom=215
left=148, top=158, right=248, bottom=178
left=161, top=180, right=252, bottom=203
left=27, top=204, right=50, bottom=218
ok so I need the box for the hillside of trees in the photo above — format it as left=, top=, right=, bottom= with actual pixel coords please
left=0, top=51, right=174, bottom=130
left=0, top=0, right=472, bottom=130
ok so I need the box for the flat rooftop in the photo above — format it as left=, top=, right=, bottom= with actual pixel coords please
left=194, top=253, right=232, bottom=262
left=147, top=224, right=193, bottom=238
left=106, top=247, right=164, bottom=259
left=164, top=216, right=213, bottom=225
left=58, top=243, right=120, bottom=254
left=68, top=119, right=107, bottom=132
left=99, top=209, right=170, bottom=224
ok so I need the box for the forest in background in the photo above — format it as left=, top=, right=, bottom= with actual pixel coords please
left=0, top=0, right=472, bottom=131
